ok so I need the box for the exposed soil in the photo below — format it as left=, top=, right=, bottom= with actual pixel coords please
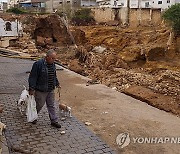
left=4, top=14, right=179, bottom=116
left=55, top=25, right=180, bottom=116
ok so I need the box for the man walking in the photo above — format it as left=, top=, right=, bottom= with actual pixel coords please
left=28, top=50, right=61, bottom=128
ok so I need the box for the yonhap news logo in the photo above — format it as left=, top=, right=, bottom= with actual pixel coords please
left=116, top=133, right=130, bottom=148
left=116, top=133, right=180, bottom=148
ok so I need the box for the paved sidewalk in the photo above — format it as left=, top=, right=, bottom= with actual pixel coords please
left=0, top=56, right=115, bottom=154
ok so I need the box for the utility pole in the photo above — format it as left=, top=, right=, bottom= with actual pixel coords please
left=50, top=0, right=53, bottom=13
left=138, top=0, right=141, bottom=25
left=127, top=0, right=130, bottom=24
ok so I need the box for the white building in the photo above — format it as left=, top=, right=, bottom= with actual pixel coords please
left=81, top=0, right=97, bottom=7
left=0, top=18, right=23, bottom=47
left=130, top=0, right=178, bottom=10
left=151, top=0, right=175, bottom=9
left=97, top=0, right=180, bottom=9
left=97, top=0, right=127, bottom=8
left=111, top=0, right=127, bottom=7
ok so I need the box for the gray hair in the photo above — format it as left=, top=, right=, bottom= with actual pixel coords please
left=46, top=49, right=57, bottom=56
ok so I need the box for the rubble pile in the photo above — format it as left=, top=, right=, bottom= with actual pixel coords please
left=56, top=25, right=180, bottom=115
left=101, top=68, right=180, bottom=96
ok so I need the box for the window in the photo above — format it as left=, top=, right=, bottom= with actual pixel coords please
left=158, top=1, right=162, bottom=4
left=114, top=0, right=117, bottom=6
left=167, top=0, right=170, bottom=3
left=5, top=22, right=12, bottom=31
left=145, top=2, right=149, bottom=7
left=66, top=1, right=70, bottom=3
left=59, top=1, right=62, bottom=4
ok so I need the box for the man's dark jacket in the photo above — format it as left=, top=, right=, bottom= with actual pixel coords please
left=28, top=58, right=59, bottom=92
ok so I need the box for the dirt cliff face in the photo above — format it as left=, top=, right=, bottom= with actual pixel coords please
left=33, top=15, right=72, bottom=46
left=20, top=14, right=87, bottom=48
left=56, top=25, right=180, bottom=116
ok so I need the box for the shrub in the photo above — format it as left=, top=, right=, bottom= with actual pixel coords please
left=6, top=8, right=27, bottom=14
left=71, top=8, right=95, bottom=26
left=162, top=4, right=180, bottom=35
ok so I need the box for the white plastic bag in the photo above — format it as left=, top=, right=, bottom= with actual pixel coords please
left=26, top=95, right=38, bottom=122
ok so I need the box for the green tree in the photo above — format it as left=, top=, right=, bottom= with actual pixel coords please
left=71, top=8, right=95, bottom=26
left=162, top=4, right=180, bottom=35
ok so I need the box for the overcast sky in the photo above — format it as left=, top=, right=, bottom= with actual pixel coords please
left=0, top=0, right=8, bottom=2
left=0, top=0, right=7, bottom=2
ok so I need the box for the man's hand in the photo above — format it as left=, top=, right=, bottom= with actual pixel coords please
left=29, top=90, right=35, bottom=95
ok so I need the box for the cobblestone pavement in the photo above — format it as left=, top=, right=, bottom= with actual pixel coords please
left=0, top=57, right=116, bottom=154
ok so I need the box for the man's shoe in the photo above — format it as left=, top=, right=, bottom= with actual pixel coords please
left=31, top=120, right=37, bottom=124
left=51, top=122, right=61, bottom=128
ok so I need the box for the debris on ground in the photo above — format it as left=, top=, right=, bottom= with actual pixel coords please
left=86, top=79, right=100, bottom=86
left=85, top=122, right=92, bottom=126
left=61, top=118, right=66, bottom=121
left=60, top=131, right=66, bottom=135
left=112, top=87, right=117, bottom=90
left=102, top=112, right=108, bottom=114
left=92, top=46, right=106, bottom=54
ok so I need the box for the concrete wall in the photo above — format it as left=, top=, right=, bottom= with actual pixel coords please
left=151, top=9, right=162, bottom=25
left=129, top=8, right=139, bottom=27
left=119, top=7, right=128, bottom=24
left=92, top=7, right=128, bottom=24
left=92, top=7, right=162, bottom=27
left=91, top=8, right=114, bottom=22
left=129, top=8, right=162, bottom=27
left=140, top=9, right=151, bottom=25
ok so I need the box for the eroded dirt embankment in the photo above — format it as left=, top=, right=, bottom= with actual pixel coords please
left=55, top=25, right=180, bottom=116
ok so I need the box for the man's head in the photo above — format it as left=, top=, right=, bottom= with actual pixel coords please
left=45, top=50, right=57, bottom=64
